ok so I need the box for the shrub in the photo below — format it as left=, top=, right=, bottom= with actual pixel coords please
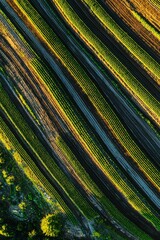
left=6, top=175, right=15, bottom=185
left=40, top=212, right=64, bottom=237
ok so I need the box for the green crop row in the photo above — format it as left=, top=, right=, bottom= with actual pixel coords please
left=0, top=9, right=34, bottom=59
left=52, top=0, right=160, bottom=124
left=131, top=10, right=160, bottom=40
left=0, top=85, right=151, bottom=238
left=150, top=0, right=160, bottom=9
left=0, top=85, right=96, bottom=219
left=12, top=0, right=160, bottom=190
left=55, top=136, right=152, bottom=239
left=56, top=136, right=102, bottom=198
left=3, top=1, right=160, bottom=229
left=82, top=0, right=160, bottom=77
left=30, top=58, right=160, bottom=230
left=15, top=88, right=40, bottom=125
left=0, top=116, right=76, bottom=222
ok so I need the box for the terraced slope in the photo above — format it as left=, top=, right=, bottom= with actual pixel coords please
left=0, top=0, right=160, bottom=239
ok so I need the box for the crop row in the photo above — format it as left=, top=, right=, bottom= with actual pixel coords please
left=0, top=9, right=97, bottom=220
left=128, top=0, right=160, bottom=28
left=0, top=116, right=76, bottom=222
left=0, top=84, right=96, bottom=219
left=131, top=10, right=160, bottom=40
left=100, top=0, right=160, bottom=59
left=9, top=0, right=160, bottom=186
left=1, top=0, right=160, bottom=232
left=15, top=88, right=40, bottom=125
left=82, top=0, right=160, bottom=77
left=55, top=136, right=152, bottom=239
left=56, top=136, right=102, bottom=198
left=51, top=0, right=160, bottom=124
left=10, top=0, right=160, bottom=190
left=0, top=9, right=34, bottom=61
left=30, top=58, right=160, bottom=230
left=0, top=117, right=152, bottom=239
left=150, top=0, right=160, bottom=9
left=0, top=70, right=151, bottom=238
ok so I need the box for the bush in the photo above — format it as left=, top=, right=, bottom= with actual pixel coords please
left=18, top=201, right=27, bottom=211
left=40, top=211, right=64, bottom=237
left=0, top=224, right=14, bottom=237
left=6, top=175, right=15, bottom=185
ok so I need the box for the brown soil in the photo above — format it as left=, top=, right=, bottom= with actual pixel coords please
left=128, top=0, right=160, bottom=29
left=104, top=0, right=160, bottom=54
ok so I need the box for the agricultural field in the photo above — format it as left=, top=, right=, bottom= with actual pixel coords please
left=0, top=0, right=160, bottom=239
